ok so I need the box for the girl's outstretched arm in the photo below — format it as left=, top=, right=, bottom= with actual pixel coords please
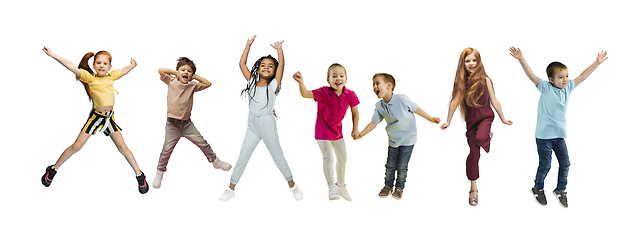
left=350, top=106, right=360, bottom=140
left=43, top=46, right=81, bottom=78
left=292, top=71, right=314, bottom=98
left=356, top=122, right=377, bottom=140
left=415, top=107, right=441, bottom=124
left=120, top=58, right=137, bottom=77
left=486, top=77, right=513, bottom=125
left=441, top=92, right=461, bottom=130
left=509, top=47, right=540, bottom=86
left=575, top=50, right=607, bottom=87
left=240, top=35, right=256, bottom=81
left=270, top=40, right=285, bottom=91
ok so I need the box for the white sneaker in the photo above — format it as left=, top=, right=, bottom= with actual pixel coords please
left=220, top=188, right=235, bottom=201
left=152, top=170, right=164, bottom=189
left=212, top=157, right=232, bottom=171
left=337, top=183, right=352, bottom=201
left=290, top=184, right=303, bottom=201
left=328, top=184, right=340, bottom=200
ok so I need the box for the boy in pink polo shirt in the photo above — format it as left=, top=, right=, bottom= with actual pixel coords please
left=152, top=57, right=231, bottom=189
left=292, top=63, right=360, bottom=201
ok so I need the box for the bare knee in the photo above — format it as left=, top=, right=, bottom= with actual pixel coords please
left=69, top=141, right=85, bottom=153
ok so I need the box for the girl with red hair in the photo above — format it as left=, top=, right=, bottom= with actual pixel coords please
left=441, top=47, right=512, bottom=206
left=40, top=47, right=148, bottom=194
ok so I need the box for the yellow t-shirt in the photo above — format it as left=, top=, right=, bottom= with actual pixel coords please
left=79, top=69, right=122, bottom=108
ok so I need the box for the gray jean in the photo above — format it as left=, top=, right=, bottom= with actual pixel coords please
left=157, top=118, right=217, bottom=172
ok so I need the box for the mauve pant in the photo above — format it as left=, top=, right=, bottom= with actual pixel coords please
left=156, top=118, right=217, bottom=172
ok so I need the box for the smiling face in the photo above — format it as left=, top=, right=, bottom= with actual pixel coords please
left=464, top=53, right=477, bottom=74
left=372, top=76, right=393, bottom=101
left=258, top=58, right=276, bottom=80
left=92, top=54, right=112, bottom=77
left=549, top=69, right=569, bottom=89
left=327, top=66, right=347, bottom=93
left=177, top=65, right=194, bottom=83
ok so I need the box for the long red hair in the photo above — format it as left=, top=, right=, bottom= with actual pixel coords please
left=77, top=51, right=112, bottom=101
left=450, top=47, right=490, bottom=120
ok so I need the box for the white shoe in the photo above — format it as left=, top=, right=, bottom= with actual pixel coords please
left=290, top=184, right=303, bottom=201
left=328, top=184, right=340, bottom=200
left=152, top=170, right=164, bottom=189
left=337, top=183, right=352, bottom=201
left=212, top=157, right=232, bottom=171
left=220, top=188, right=235, bottom=201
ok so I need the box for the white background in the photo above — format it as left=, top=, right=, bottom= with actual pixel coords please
left=2, top=0, right=637, bottom=239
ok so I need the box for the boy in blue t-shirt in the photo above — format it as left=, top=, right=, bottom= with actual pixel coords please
left=356, top=73, right=440, bottom=200
left=509, top=47, right=608, bottom=208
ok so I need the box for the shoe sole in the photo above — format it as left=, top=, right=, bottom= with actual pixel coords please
left=531, top=189, right=547, bottom=206
left=41, top=173, right=51, bottom=187
left=553, top=192, right=568, bottom=208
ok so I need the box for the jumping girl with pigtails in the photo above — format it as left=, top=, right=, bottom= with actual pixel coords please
left=41, top=47, right=149, bottom=194
left=441, top=47, right=512, bottom=206
left=219, top=35, right=303, bottom=201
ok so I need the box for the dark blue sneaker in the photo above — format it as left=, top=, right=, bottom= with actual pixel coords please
left=136, top=172, right=149, bottom=194
left=41, top=165, right=57, bottom=187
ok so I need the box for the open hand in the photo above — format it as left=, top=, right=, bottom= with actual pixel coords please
left=270, top=40, right=284, bottom=50
left=597, top=50, right=608, bottom=64
left=509, top=47, right=522, bottom=60
left=246, top=35, right=256, bottom=47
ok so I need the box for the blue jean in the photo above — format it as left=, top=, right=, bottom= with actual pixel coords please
left=534, top=138, right=570, bottom=190
left=384, top=145, right=414, bottom=189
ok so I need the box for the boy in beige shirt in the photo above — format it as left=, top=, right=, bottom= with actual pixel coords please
left=153, top=57, right=231, bottom=188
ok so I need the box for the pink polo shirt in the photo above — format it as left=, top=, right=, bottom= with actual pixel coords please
left=312, top=86, right=360, bottom=140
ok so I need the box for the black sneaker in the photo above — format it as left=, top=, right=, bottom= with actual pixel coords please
left=531, top=188, right=547, bottom=205
left=553, top=189, right=568, bottom=208
left=136, top=172, right=149, bottom=194
left=41, top=165, right=57, bottom=187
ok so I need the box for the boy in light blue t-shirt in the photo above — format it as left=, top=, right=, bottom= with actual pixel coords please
left=510, top=47, right=608, bottom=208
left=356, top=73, right=440, bottom=200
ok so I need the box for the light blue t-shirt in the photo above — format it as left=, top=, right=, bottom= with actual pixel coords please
left=371, top=94, right=419, bottom=147
left=535, top=78, right=576, bottom=139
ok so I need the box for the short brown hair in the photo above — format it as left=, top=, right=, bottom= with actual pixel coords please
left=546, top=61, right=567, bottom=78
left=176, top=57, right=196, bottom=74
left=373, top=73, right=396, bottom=91
left=327, top=63, right=346, bottom=78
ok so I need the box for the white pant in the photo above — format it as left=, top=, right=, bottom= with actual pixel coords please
left=317, top=139, right=347, bottom=186
left=230, top=114, right=293, bottom=185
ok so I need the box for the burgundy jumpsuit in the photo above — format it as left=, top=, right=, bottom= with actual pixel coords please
left=464, top=79, right=494, bottom=181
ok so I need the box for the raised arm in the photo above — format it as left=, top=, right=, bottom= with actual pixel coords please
left=292, top=71, right=314, bottom=98
left=441, top=91, right=462, bottom=130
left=350, top=106, right=360, bottom=140
left=415, top=107, right=441, bottom=124
left=486, top=77, right=513, bottom=125
left=193, top=74, right=212, bottom=90
left=120, top=58, right=137, bottom=77
left=510, top=47, right=540, bottom=86
left=42, top=46, right=82, bottom=78
left=574, top=50, right=608, bottom=87
left=270, top=40, right=285, bottom=90
left=158, top=68, right=177, bottom=78
left=239, top=35, right=256, bottom=81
